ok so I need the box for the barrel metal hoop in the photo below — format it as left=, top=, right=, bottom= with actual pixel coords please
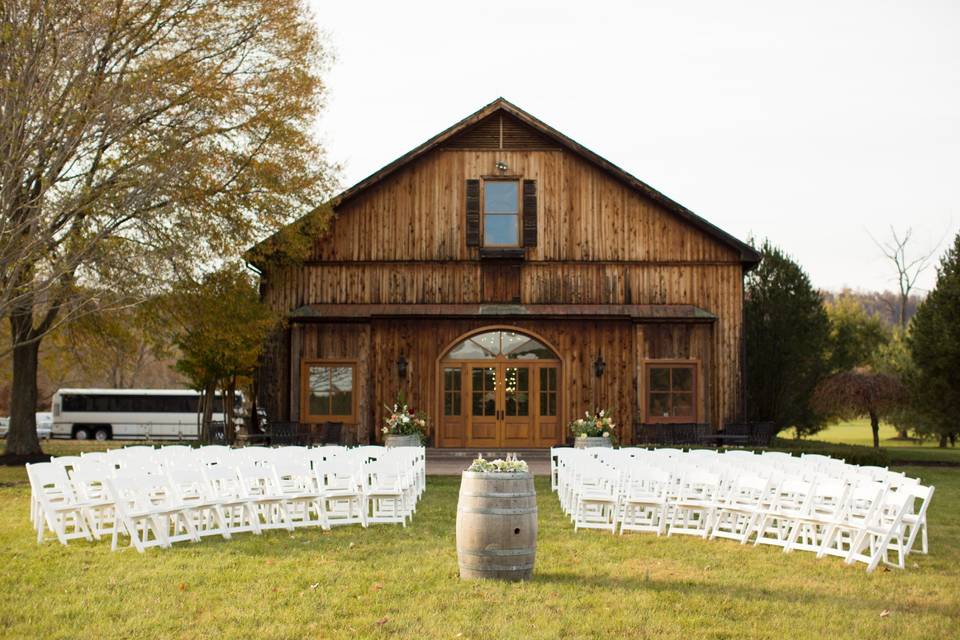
left=459, top=491, right=536, bottom=498
left=458, top=507, right=537, bottom=515
left=460, top=563, right=535, bottom=571
left=457, top=547, right=534, bottom=557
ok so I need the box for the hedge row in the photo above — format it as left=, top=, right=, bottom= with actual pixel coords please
left=752, top=438, right=891, bottom=468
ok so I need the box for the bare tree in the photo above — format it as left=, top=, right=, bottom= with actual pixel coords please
left=870, top=227, right=941, bottom=329
left=0, top=0, right=335, bottom=456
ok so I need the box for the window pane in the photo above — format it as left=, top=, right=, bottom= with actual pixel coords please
left=484, top=214, right=518, bottom=246
left=649, top=367, right=671, bottom=392
left=329, top=367, right=353, bottom=416
left=508, top=336, right=557, bottom=360
left=330, top=390, right=352, bottom=415
left=444, top=368, right=461, bottom=416
left=447, top=339, right=493, bottom=359
left=673, top=393, right=694, bottom=417
left=308, top=367, right=330, bottom=416
left=484, top=181, right=518, bottom=213
left=472, top=367, right=496, bottom=416
left=504, top=367, right=529, bottom=417
left=649, top=392, right=671, bottom=417
left=672, top=367, right=693, bottom=392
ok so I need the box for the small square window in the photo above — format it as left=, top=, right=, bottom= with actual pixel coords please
left=645, top=363, right=697, bottom=423
left=302, top=361, right=356, bottom=422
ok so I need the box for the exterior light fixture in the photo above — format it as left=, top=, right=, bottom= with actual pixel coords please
left=495, top=160, right=509, bottom=172
left=593, top=354, right=605, bottom=378
left=397, top=354, right=408, bottom=378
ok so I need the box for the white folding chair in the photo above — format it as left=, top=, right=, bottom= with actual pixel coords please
left=27, top=463, right=95, bottom=546
left=666, top=470, right=722, bottom=538
left=315, top=460, right=366, bottom=527
left=202, top=465, right=262, bottom=535
left=572, top=465, right=620, bottom=533
left=709, top=474, right=773, bottom=543
left=236, top=464, right=294, bottom=531
left=272, top=460, right=329, bottom=530
left=618, top=467, right=671, bottom=535
left=362, top=461, right=409, bottom=526
left=106, top=474, right=200, bottom=552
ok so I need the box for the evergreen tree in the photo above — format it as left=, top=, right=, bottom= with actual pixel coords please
left=744, top=240, right=830, bottom=435
left=825, top=295, right=890, bottom=373
left=908, top=233, right=960, bottom=447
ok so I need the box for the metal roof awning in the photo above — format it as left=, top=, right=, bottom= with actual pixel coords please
left=288, top=303, right=716, bottom=322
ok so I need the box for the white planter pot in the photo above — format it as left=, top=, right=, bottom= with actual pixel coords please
left=574, top=436, right=613, bottom=449
left=384, top=434, right=421, bottom=447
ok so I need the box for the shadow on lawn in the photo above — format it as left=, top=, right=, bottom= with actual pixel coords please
left=532, top=570, right=953, bottom=617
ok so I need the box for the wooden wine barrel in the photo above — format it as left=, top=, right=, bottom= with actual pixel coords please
left=456, top=471, right=537, bottom=581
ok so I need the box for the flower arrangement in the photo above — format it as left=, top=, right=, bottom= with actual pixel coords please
left=569, top=409, right=616, bottom=440
left=467, top=453, right=529, bottom=473
left=381, top=403, right=429, bottom=438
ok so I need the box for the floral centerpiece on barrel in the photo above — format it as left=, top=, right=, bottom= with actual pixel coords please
left=382, top=403, right=428, bottom=447
left=569, top=409, right=616, bottom=448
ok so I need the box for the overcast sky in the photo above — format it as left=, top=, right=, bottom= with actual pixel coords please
left=309, top=0, right=959, bottom=293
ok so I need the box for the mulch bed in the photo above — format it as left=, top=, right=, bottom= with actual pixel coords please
left=0, top=453, right=52, bottom=466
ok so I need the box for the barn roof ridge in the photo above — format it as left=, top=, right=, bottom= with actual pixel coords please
left=249, top=97, right=760, bottom=266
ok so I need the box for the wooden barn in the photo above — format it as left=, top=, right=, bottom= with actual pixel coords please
left=249, top=98, right=760, bottom=448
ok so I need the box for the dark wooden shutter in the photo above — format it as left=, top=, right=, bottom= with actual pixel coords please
left=465, top=179, right=480, bottom=247
left=522, top=179, right=537, bottom=247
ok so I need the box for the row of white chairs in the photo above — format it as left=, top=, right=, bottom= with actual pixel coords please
left=551, top=447, right=934, bottom=573
left=27, top=445, right=426, bottom=553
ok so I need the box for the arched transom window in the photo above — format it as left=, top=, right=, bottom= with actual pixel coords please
left=444, top=330, right=558, bottom=360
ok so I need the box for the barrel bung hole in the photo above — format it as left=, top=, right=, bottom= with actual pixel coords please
left=514, top=528, right=520, bottom=535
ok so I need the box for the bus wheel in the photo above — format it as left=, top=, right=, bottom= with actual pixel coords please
left=74, top=427, right=91, bottom=440
left=94, top=428, right=110, bottom=441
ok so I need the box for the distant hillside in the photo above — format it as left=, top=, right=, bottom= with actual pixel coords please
left=821, top=289, right=923, bottom=327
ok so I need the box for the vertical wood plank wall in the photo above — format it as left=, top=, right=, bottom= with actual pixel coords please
left=259, top=143, right=748, bottom=444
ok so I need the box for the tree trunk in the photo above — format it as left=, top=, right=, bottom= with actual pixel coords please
left=4, top=313, right=43, bottom=456
left=201, top=382, right=216, bottom=443
left=869, top=410, right=880, bottom=449
left=939, top=433, right=948, bottom=448
left=225, top=376, right=237, bottom=445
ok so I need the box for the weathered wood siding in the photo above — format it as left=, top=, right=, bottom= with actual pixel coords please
left=259, top=140, right=747, bottom=443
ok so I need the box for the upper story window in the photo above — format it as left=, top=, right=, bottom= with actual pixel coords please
left=483, top=180, right=520, bottom=247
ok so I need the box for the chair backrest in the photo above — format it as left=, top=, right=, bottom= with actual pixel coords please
left=202, top=464, right=244, bottom=498
left=315, top=460, right=362, bottom=491
left=27, top=462, right=80, bottom=503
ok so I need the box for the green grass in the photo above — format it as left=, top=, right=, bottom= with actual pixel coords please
left=1, top=469, right=958, bottom=639
left=805, top=420, right=960, bottom=464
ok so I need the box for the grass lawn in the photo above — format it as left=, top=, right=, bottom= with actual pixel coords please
left=803, top=420, right=960, bottom=464
left=1, top=466, right=958, bottom=639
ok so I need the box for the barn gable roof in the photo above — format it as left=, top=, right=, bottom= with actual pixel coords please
left=250, top=98, right=760, bottom=266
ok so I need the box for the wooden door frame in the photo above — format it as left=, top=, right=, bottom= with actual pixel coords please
left=434, top=325, right=565, bottom=447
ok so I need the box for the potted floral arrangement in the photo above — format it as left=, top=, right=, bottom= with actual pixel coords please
left=569, top=409, right=616, bottom=448
left=381, top=402, right=428, bottom=447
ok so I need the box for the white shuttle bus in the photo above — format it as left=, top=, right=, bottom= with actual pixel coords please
left=50, top=388, right=239, bottom=441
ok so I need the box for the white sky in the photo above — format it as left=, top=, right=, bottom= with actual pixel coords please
left=309, top=0, right=959, bottom=293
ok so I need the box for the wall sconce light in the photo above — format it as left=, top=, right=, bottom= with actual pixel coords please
left=593, top=354, right=605, bottom=378
left=397, top=354, right=408, bottom=378
left=495, top=160, right=508, bottom=173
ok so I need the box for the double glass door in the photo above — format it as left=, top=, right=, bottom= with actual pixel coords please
left=441, top=362, right=560, bottom=447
